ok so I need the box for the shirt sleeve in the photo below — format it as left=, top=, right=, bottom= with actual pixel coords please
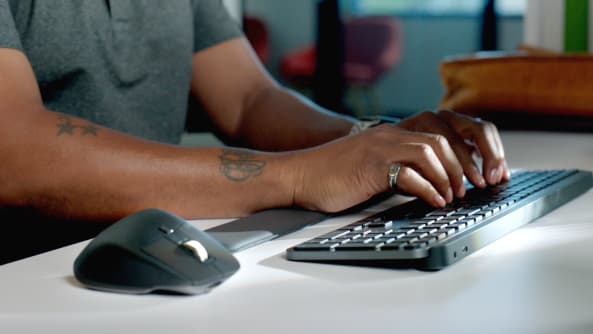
left=192, top=0, right=243, bottom=53
left=0, top=0, right=22, bottom=50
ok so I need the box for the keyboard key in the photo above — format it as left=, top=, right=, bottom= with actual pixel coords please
left=452, top=222, right=467, bottom=230
left=326, top=231, right=350, bottom=239
left=409, top=231, right=429, bottom=239
left=430, top=223, right=449, bottom=229
left=399, top=236, right=419, bottom=244
left=461, top=218, right=477, bottom=227
left=481, top=210, right=493, bottom=218
left=335, top=242, right=378, bottom=251
left=439, top=218, right=459, bottom=224
left=421, top=218, right=437, bottom=225
left=443, top=228, right=456, bottom=236
left=308, top=238, right=330, bottom=244
left=365, top=220, right=393, bottom=228
left=392, top=232, right=407, bottom=239
left=434, top=231, right=448, bottom=240
left=419, top=227, right=438, bottom=235
left=332, top=237, right=352, bottom=244
left=417, top=236, right=438, bottom=245
left=294, top=243, right=333, bottom=251
left=409, top=221, right=427, bottom=229
left=397, top=227, right=416, bottom=234
left=427, top=208, right=457, bottom=217
left=376, top=235, right=396, bottom=242
left=379, top=242, right=406, bottom=251
left=450, top=214, right=466, bottom=220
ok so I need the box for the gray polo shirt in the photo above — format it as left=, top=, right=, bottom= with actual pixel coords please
left=0, top=0, right=242, bottom=144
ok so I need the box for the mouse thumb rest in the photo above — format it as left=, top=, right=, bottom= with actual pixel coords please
left=73, top=209, right=240, bottom=295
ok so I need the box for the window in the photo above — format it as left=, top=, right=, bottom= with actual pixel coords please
left=354, top=0, right=526, bottom=16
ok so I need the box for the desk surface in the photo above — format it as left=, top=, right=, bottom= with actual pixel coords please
left=1, top=131, right=592, bottom=334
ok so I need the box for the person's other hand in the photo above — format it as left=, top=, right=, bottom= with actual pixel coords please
left=289, top=110, right=509, bottom=213
left=397, top=110, right=510, bottom=193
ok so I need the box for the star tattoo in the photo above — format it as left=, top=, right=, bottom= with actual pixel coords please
left=55, top=114, right=100, bottom=137
left=81, top=125, right=100, bottom=136
left=56, top=119, right=76, bottom=136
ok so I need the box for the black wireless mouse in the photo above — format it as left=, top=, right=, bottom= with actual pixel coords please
left=74, top=209, right=240, bottom=295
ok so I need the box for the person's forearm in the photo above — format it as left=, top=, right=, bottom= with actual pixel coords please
left=236, top=86, right=355, bottom=151
left=0, top=107, right=295, bottom=221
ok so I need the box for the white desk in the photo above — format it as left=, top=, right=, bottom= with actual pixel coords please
left=1, top=131, right=592, bottom=334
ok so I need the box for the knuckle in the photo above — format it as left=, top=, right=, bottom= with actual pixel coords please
left=368, top=125, right=392, bottom=140
left=476, top=120, right=496, bottom=133
left=429, top=134, right=449, bottom=150
left=418, top=110, right=437, bottom=121
left=483, top=120, right=497, bottom=129
left=416, top=143, right=434, bottom=159
left=493, top=156, right=507, bottom=165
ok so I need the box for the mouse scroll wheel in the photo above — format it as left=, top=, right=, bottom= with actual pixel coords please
left=181, top=240, right=209, bottom=263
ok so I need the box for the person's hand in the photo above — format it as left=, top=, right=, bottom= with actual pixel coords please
left=397, top=110, right=510, bottom=191
left=288, top=110, right=509, bottom=213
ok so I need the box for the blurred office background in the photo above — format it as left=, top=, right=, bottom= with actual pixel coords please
left=183, top=0, right=526, bottom=145
left=240, top=0, right=525, bottom=117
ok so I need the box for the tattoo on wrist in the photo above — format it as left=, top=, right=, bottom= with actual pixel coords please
left=219, top=148, right=266, bottom=182
left=56, top=114, right=100, bottom=137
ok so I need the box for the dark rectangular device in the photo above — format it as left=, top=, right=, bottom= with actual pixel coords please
left=286, top=169, right=593, bottom=270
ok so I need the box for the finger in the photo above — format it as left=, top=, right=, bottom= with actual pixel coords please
left=494, top=136, right=511, bottom=181
left=437, top=110, right=507, bottom=185
left=399, top=113, right=486, bottom=191
left=396, top=130, right=467, bottom=198
left=440, top=131, right=487, bottom=189
left=478, top=122, right=507, bottom=185
left=398, top=111, right=486, bottom=189
left=394, top=142, right=453, bottom=203
left=394, top=167, right=447, bottom=208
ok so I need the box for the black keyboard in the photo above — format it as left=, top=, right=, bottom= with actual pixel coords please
left=286, top=169, right=593, bottom=270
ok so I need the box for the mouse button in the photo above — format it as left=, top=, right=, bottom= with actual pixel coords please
left=163, top=230, right=189, bottom=245
left=158, top=225, right=175, bottom=235
left=142, top=238, right=221, bottom=285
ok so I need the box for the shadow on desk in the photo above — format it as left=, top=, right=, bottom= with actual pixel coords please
left=0, top=207, right=110, bottom=265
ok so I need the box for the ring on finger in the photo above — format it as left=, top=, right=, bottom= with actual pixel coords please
left=388, top=163, right=402, bottom=189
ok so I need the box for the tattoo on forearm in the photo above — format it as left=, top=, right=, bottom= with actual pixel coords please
left=56, top=115, right=100, bottom=137
left=219, top=148, right=266, bottom=182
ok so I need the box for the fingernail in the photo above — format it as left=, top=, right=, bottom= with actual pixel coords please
left=435, top=195, right=447, bottom=207
left=457, top=184, right=466, bottom=198
left=496, top=165, right=504, bottom=183
left=476, top=175, right=487, bottom=188
left=473, top=166, right=487, bottom=188
left=489, top=167, right=498, bottom=184
left=446, top=187, right=453, bottom=203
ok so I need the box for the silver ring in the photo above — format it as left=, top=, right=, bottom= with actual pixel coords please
left=388, top=163, right=401, bottom=189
